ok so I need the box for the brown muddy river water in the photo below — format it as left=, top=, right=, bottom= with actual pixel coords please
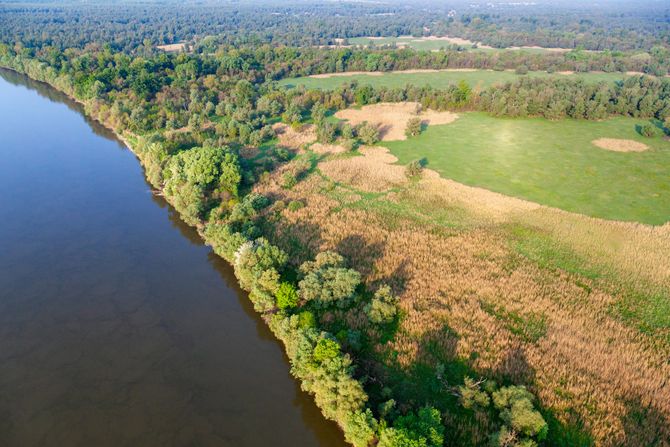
left=0, top=69, right=346, bottom=447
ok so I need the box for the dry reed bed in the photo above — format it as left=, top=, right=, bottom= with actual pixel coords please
left=335, top=102, right=459, bottom=141
left=272, top=123, right=316, bottom=150
left=318, top=146, right=408, bottom=192
left=253, top=146, right=670, bottom=446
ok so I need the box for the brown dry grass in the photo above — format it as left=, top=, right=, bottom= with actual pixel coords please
left=318, top=146, right=408, bottom=192
left=335, top=102, right=458, bottom=141
left=254, top=141, right=670, bottom=445
left=310, top=142, right=348, bottom=155
left=592, top=138, right=650, bottom=152
left=309, top=71, right=384, bottom=79
left=272, top=123, right=316, bottom=150
left=156, top=43, right=187, bottom=52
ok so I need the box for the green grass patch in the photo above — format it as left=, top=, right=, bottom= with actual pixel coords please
left=384, top=113, right=670, bottom=225
left=480, top=301, right=548, bottom=343
left=279, top=70, right=629, bottom=90
left=347, top=36, right=576, bottom=54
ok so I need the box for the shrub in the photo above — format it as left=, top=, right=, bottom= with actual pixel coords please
left=365, top=285, right=398, bottom=324
left=341, top=123, right=355, bottom=140
left=515, top=65, right=529, bottom=75
left=357, top=121, right=379, bottom=145
left=282, top=171, right=297, bottom=189
left=405, top=159, right=424, bottom=179
left=287, top=200, right=304, bottom=211
left=276, top=282, right=300, bottom=310
left=640, top=123, right=659, bottom=137
left=405, top=117, right=423, bottom=137
left=317, top=121, right=337, bottom=143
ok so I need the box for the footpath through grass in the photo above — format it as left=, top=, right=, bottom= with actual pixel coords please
left=383, top=113, right=670, bottom=225
left=279, top=70, right=629, bottom=90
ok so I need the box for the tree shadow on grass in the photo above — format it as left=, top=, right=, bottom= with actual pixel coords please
left=373, top=258, right=411, bottom=297
left=335, top=234, right=385, bottom=278
left=621, top=397, right=669, bottom=447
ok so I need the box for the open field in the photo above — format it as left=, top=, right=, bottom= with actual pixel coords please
left=252, top=125, right=670, bottom=446
left=374, top=113, right=670, bottom=225
left=279, top=69, right=630, bottom=90
left=345, top=36, right=574, bottom=53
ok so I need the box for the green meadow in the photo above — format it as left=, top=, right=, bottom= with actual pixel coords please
left=382, top=113, right=670, bottom=225
left=279, top=70, right=629, bottom=90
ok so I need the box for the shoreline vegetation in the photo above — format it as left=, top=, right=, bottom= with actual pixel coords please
left=0, top=56, right=552, bottom=447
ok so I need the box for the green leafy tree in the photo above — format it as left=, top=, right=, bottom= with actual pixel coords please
left=317, top=121, right=337, bottom=143
left=313, top=337, right=341, bottom=363
left=458, top=377, right=491, bottom=409
left=365, top=285, right=398, bottom=324
left=640, top=123, right=659, bottom=137
left=343, top=409, right=378, bottom=447
left=357, top=122, right=379, bottom=145
left=492, top=386, right=548, bottom=442
left=276, top=282, right=300, bottom=310
left=311, top=102, right=327, bottom=126
left=298, top=252, right=361, bottom=308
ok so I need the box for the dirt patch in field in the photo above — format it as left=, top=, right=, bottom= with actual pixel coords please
left=335, top=102, right=458, bottom=141
left=508, top=45, right=572, bottom=52
left=156, top=43, right=187, bottom=53
left=272, top=123, right=316, bottom=150
left=318, top=146, right=407, bottom=192
left=592, top=138, right=649, bottom=152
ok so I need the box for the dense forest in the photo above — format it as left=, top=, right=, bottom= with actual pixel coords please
left=1, top=1, right=669, bottom=446
left=1, top=0, right=669, bottom=52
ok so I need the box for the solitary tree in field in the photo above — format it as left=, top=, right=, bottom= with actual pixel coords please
left=405, top=117, right=422, bottom=138
left=357, top=122, right=379, bottom=145
left=405, top=159, right=424, bottom=179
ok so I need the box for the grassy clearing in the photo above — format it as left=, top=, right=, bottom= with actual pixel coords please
left=383, top=113, right=670, bottom=225
left=279, top=70, right=629, bottom=90
left=346, top=36, right=572, bottom=53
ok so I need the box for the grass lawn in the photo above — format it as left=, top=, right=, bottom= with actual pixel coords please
left=347, top=36, right=477, bottom=51
left=346, top=36, right=570, bottom=53
left=383, top=113, right=670, bottom=225
left=279, top=70, right=629, bottom=90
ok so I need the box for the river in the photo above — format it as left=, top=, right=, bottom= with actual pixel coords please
left=0, top=69, right=346, bottom=447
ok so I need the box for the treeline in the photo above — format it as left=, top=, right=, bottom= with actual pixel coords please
left=0, top=45, right=556, bottom=447
left=0, top=0, right=668, bottom=53
left=196, top=44, right=670, bottom=78
left=336, top=76, right=670, bottom=122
